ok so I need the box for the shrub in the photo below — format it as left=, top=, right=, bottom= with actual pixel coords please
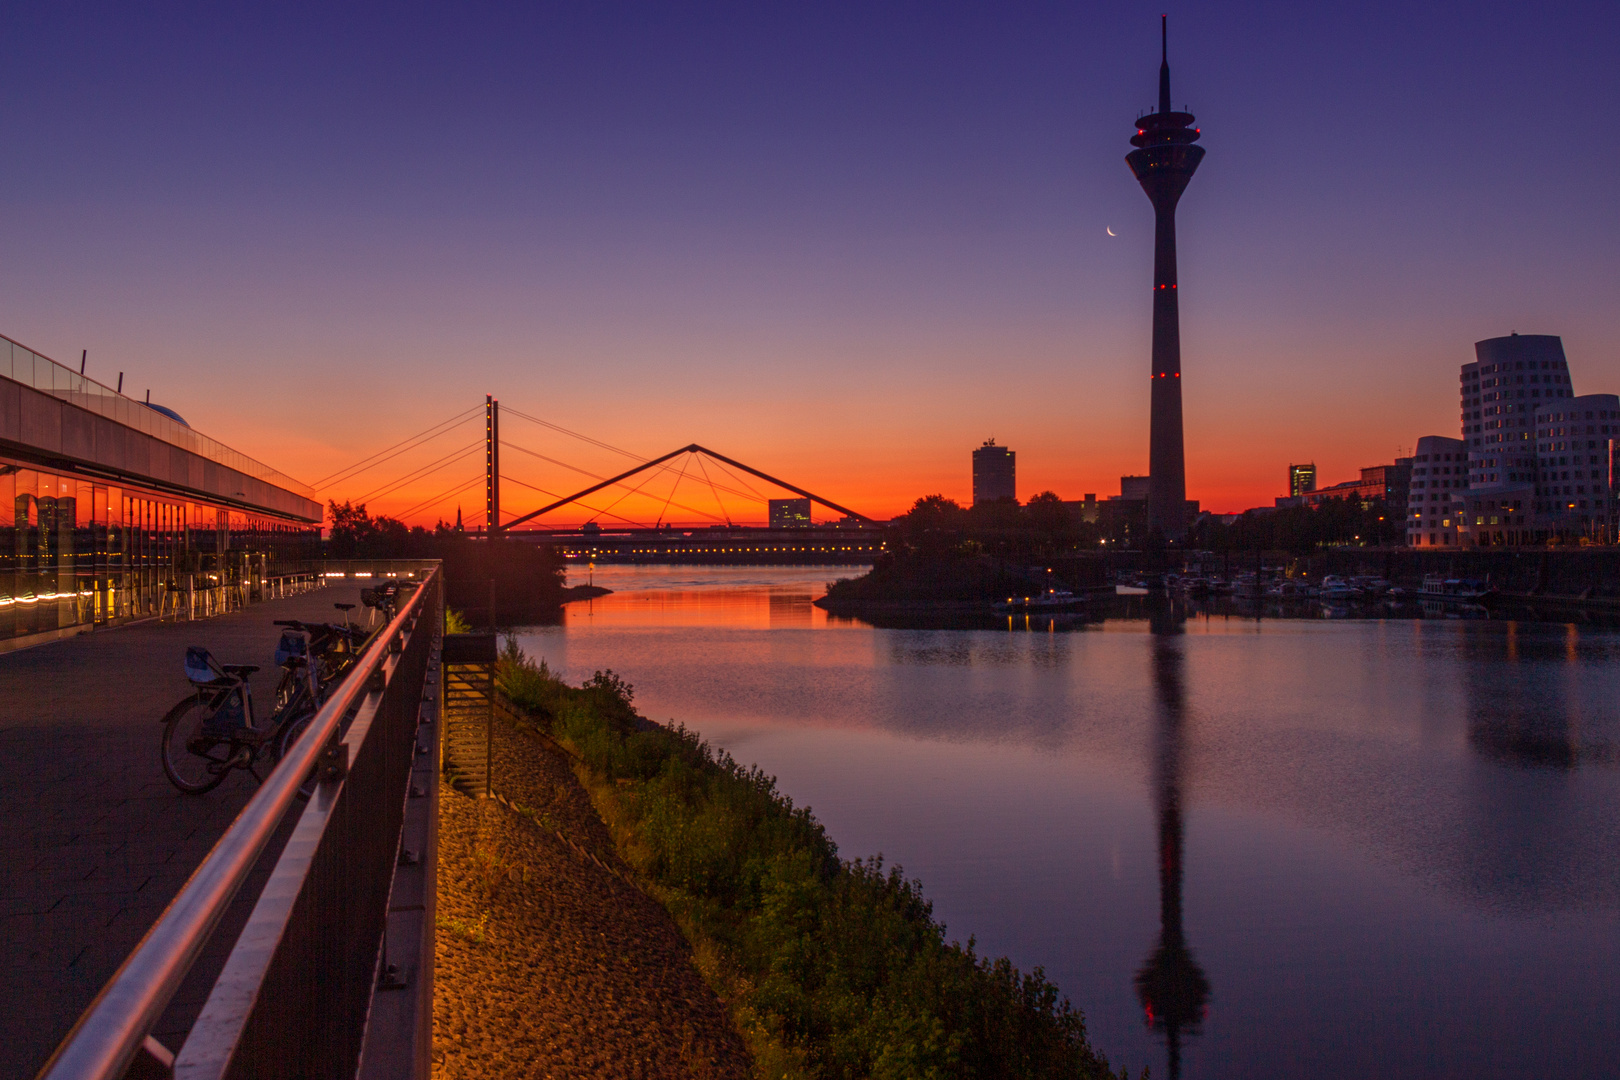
left=495, top=645, right=1125, bottom=1080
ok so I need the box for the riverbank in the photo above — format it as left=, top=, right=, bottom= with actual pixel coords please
left=560, top=584, right=613, bottom=602
left=493, top=644, right=1124, bottom=1080
left=434, top=718, right=749, bottom=1078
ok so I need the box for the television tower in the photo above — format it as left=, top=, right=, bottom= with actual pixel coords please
left=1127, top=16, right=1204, bottom=539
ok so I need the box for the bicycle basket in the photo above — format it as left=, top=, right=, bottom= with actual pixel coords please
left=275, top=629, right=310, bottom=666
left=202, top=688, right=247, bottom=735
left=185, top=647, right=219, bottom=684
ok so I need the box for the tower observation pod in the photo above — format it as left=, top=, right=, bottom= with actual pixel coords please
left=1127, top=16, right=1204, bottom=540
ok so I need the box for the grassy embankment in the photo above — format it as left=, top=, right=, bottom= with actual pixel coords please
left=495, top=640, right=1127, bottom=1080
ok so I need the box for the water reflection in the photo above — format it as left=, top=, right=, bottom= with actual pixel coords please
left=1463, top=623, right=1581, bottom=769
left=529, top=567, right=1620, bottom=1078
left=1134, top=601, right=1210, bottom=1080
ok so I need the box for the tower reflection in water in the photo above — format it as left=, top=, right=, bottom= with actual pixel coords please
left=1135, top=600, right=1210, bottom=1080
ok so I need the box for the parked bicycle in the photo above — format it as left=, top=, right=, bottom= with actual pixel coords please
left=160, top=628, right=323, bottom=794
left=271, top=615, right=370, bottom=694
left=160, top=601, right=390, bottom=794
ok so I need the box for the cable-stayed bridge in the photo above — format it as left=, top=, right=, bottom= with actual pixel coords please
left=313, top=397, right=886, bottom=563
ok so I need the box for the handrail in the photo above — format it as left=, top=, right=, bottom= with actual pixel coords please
left=0, top=332, right=316, bottom=502
left=35, top=566, right=439, bottom=1080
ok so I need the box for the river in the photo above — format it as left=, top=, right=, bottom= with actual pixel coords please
left=513, top=564, right=1620, bottom=1080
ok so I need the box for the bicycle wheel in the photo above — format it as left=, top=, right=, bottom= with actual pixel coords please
left=274, top=709, right=314, bottom=763
left=274, top=709, right=320, bottom=799
left=161, top=695, right=236, bottom=794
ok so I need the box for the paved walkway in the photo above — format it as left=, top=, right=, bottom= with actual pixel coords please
left=0, top=586, right=372, bottom=1080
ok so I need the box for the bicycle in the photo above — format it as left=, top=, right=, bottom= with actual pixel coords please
left=272, top=613, right=373, bottom=690
left=159, top=629, right=322, bottom=794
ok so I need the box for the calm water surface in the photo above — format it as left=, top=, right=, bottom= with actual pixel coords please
left=517, top=565, right=1620, bottom=1080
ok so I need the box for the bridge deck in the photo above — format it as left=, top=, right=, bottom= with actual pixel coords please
left=0, top=585, right=369, bottom=1079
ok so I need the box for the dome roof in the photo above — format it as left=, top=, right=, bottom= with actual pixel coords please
left=142, top=401, right=190, bottom=427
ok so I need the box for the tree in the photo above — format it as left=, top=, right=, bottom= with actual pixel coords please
left=1025, top=491, right=1071, bottom=535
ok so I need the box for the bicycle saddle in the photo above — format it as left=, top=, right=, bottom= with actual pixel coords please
left=334, top=603, right=356, bottom=612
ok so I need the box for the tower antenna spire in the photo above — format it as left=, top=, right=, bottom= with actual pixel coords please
left=1127, top=14, right=1204, bottom=542
left=1159, top=15, right=1171, bottom=114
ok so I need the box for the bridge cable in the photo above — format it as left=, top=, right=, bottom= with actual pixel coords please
left=655, top=455, right=694, bottom=527
left=576, top=451, right=707, bottom=525
left=705, top=454, right=770, bottom=503
left=500, top=407, right=645, bottom=463
left=349, top=441, right=483, bottom=506
left=501, top=407, right=783, bottom=509
left=499, top=439, right=728, bottom=523
left=348, top=441, right=483, bottom=506
left=500, top=474, right=654, bottom=530
left=499, top=440, right=611, bottom=482
left=693, top=454, right=733, bottom=526
left=394, top=474, right=485, bottom=522
left=311, top=406, right=483, bottom=490
left=499, top=426, right=768, bottom=509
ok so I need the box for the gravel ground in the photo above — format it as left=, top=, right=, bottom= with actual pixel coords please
left=433, top=719, right=752, bottom=1080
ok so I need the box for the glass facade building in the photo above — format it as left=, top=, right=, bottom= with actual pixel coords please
left=0, top=333, right=321, bottom=648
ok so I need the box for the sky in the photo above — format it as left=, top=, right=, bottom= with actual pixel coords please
left=3, top=1, right=1618, bottom=523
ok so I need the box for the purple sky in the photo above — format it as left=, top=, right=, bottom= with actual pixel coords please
left=3, top=2, right=1617, bottom=518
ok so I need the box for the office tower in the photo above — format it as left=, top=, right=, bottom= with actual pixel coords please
left=972, top=439, right=1016, bottom=505
left=1289, top=463, right=1317, bottom=498
left=1462, top=334, right=1571, bottom=485
left=1127, top=17, right=1204, bottom=539
left=768, top=498, right=812, bottom=528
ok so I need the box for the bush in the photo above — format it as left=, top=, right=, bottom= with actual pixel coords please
left=496, top=645, right=1125, bottom=1080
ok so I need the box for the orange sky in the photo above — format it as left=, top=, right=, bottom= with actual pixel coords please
left=4, top=6, right=1617, bottom=525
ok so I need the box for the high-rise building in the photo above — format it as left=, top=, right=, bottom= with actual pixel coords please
left=972, top=439, right=1016, bottom=505
left=1529, top=394, right=1620, bottom=532
left=1127, top=17, right=1203, bottom=539
left=1461, top=334, right=1572, bottom=491
left=1406, top=436, right=1467, bottom=546
left=1289, top=463, right=1317, bottom=497
left=768, top=498, right=812, bottom=528
left=1120, top=475, right=1151, bottom=501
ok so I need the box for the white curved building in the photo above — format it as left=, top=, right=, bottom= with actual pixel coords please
left=1531, top=394, right=1619, bottom=540
left=1406, top=435, right=1467, bottom=547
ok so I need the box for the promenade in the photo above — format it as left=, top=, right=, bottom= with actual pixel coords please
left=0, top=586, right=367, bottom=1080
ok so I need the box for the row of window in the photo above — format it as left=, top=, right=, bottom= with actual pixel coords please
left=0, top=460, right=318, bottom=643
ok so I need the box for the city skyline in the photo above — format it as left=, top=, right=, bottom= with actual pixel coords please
left=3, top=3, right=1618, bottom=522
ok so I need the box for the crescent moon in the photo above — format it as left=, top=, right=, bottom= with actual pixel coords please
left=1106, top=227, right=1116, bottom=236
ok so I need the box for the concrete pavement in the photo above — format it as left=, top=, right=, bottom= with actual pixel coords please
left=0, top=586, right=374, bottom=1080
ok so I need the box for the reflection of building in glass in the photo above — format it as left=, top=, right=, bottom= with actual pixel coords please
left=1289, top=462, right=1316, bottom=497
left=1406, top=436, right=1467, bottom=547
left=768, top=498, right=812, bottom=528
left=0, top=333, right=322, bottom=651
left=1136, top=603, right=1210, bottom=1080
left=972, top=439, right=1016, bottom=506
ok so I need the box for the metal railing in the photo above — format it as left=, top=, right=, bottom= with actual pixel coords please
left=0, top=332, right=316, bottom=501
left=37, top=565, right=443, bottom=1080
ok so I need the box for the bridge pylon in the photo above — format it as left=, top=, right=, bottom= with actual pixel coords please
left=485, top=395, right=501, bottom=536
